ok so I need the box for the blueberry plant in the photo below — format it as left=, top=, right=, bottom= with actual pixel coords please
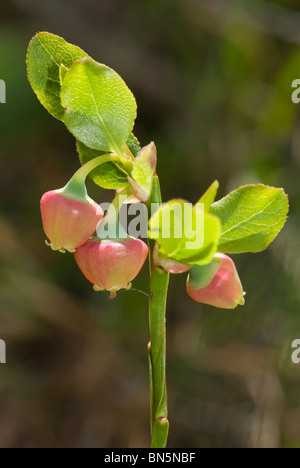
left=27, top=33, right=289, bottom=448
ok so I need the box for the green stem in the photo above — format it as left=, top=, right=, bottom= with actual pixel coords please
left=147, top=176, right=170, bottom=448
left=75, top=154, right=120, bottom=179
left=62, top=154, right=120, bottom=199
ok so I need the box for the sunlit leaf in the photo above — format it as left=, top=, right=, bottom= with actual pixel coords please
left=149, top=199, right=221, bottom=265
left=61, top=57, right=137, bottom=153
left=211, top=184, right=289, bottom=253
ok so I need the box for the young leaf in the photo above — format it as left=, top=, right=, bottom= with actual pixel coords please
left=211, top=184, right=289, bottom=254
left=128, top=142, right=157, bottom=202
left=77, top=141, right=129, bottom=190
left=127, top=133, right=141, bottom=157
left=26, top=32, right=88, bottom=120
left=61, top=57, right=137, bottom=153
left=149, top=200, right=221, bottom=265
left=198, top=180, right=219, bottom=212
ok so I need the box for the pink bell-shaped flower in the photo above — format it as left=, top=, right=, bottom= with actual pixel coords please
left=74, top=238, right=148, bottom=298
left=186, top=253, right=245, bottom=309
left=41, top=190, right=103, bottom=253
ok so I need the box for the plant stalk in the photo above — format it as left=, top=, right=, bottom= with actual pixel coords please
left=147, top=176, right=170, bottom=448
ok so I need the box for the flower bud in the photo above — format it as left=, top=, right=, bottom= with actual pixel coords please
left=153, top=244, right=190, bottom=274
left=74, top=238, right=148, bottom=297
left=186, top=253, right=245, bottom=309
left=41, top=190, right=103, bottom=253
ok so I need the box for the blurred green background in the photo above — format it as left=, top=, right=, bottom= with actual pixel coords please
left=0, top=0, right=300, bottom=448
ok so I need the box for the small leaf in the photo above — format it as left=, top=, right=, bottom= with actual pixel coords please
left=211, top=184, right=289, bottom=253
left=26, top=32, right=88, bottom=120
left=61, top=57, right=137, bottom=153
left=198, top=180, right=219, bottom=212
left=127, top=133, right=141, bottom=157
left=128, top=142, right=157, bottom=202
left=77, top=140, right=129, bottom=190
left=149, top=199, right=221, bottom=265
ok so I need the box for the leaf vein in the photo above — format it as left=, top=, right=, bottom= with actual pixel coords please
left=220, top=192, right=281, bottom=237
left=37, top=38, right=60, bottom=68
left=84, top=69, right=120, bottom=155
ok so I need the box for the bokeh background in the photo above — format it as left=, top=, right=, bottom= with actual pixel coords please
left=0, top=0, right=300, bottom=448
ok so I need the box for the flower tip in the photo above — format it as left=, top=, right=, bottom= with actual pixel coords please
left=232, top=292, right=246, bottom=309
left=108, top=283, right=132, bottom=299
left=239, top=292, right=246, bottom=307
left=45, top=240, right=76, bottom=254
left=93, top=285, right=105, bottom=292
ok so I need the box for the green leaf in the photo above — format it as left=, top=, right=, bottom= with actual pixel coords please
left=198, top=180, right=219, bottom=212
left=59, top=64, right=69, bottom=85
left=61, top=57, right=137, bottom=153
left=211, top=184, right=289, bottom=253
left=77, top=140, right=129, bottom=190
left=149, top=199, right=221, bottom=265
left=26, top=32, right=88, bottom=120
left=127, top=133, right=141, bottom=157
left=129, top=142, right=157, bottom=202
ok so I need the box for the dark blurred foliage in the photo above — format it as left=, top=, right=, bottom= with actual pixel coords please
left=0, top=0, right=300, bottom=448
